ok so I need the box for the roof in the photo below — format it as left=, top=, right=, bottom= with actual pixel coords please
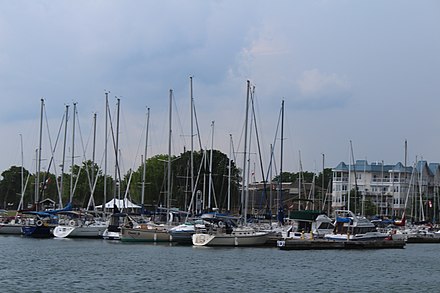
left=95, top=198, right=141, bottom=209
left=333, top=160, right=413, bottom=174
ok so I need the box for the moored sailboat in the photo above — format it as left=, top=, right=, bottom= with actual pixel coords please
left=53, top=211, right=107, bottom=238
left=192, top=215, right=268, bottom=246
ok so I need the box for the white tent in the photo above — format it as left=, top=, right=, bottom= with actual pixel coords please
left=95, top=198, right=141, bottom=210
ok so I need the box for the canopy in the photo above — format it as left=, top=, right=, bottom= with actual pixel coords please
left=95, top=198, right=141, bottom=209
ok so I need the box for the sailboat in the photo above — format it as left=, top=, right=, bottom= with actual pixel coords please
left=53, top=210, right=107, bottom=238
left=53, top=107, right=107, bottom=238
left=120, top=90, right=174, bottom=242
left=21, top=99, right=62, bottom=238
left=192, top=81, right=268, bottom=247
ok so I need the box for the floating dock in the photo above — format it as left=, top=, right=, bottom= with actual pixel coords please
left=406, top=237, right=440, bottom=244
left=277, top=239, right=406, bottom=250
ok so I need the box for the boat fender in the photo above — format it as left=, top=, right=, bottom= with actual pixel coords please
left=36, top=220, right=43, bottom=227
left=218, top=221, right=224, bottom=228
left=69, top=220, right=76, bottom=226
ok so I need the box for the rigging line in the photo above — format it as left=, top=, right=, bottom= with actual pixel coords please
left=122, top=107, right=149, bottom=204
left=250, top=86, right=269, bottom=210
left=264, top=106, right=282, bottom=183
left=75, top=109, right=102, bottom=209
left=172, top=93, right=188, bottom=150
left=192, top=99, right=203, bottom=151
left=106, top=99, right=122, bottom=190
left=42, top=103, right=65, bottom=204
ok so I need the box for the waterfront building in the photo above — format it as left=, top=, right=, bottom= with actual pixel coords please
left=332, top=160, right=440, bottom=222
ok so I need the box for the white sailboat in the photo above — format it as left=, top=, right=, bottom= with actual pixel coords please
left=192, top=81, right=268, bottom=247
left=192, top=214, right=268, bottom=246
left=120, top=90, right=174, bottom=242
left=53, top=211, right=107, bottom=238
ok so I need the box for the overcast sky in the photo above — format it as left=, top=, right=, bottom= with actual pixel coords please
left=0, top=0, right=439, bottom=180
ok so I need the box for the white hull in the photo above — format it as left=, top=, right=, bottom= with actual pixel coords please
left=53, top=224, right=107, bottom=238
left=324, top=231, right=388, bottom=241
left=192, top=230, right=268, bottom=246
left=102, top=229, right=121, bottom=240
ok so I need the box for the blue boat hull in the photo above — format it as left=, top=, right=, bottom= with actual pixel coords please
left=22, top=225, right=53, bottom=238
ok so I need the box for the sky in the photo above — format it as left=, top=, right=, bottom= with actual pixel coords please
left=0, top=0, right=439, bottom=181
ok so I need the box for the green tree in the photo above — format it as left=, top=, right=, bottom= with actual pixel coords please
left=126, top=150, right=240, bottom=213
left=0, top=166, right=30, bottom=209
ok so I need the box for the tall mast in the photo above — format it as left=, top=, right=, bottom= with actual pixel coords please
left=167, top=90, right=173, bottom=223
left=322, top=153, right=325, bottom=211
left=36, top=98, right=44, bottom=210
left=190, top=76, right=194, bottom=212
left=141, top=107, right=150, bottom=213
left=208, top=121, right=214, bottom=209
left=60, top=105, right=69, bottom=205
left=70, top=102, right=77, bottom=203
left=103, top=92, right=108, bottom=213
left=114, top=98, right=120, bottom=203
left=347, top=143, right=351, bottom=212
left=34, top=148, right=38, bottom=207
left=277, top=100, right=284, bottom=223
left=228, top=134, right=232, bottom=212
left=19, top=134, right=24, bottom=211
left=269, top=144, right=273, bottom=217
left=241, top=80, right=250, bottom=221
left=92, top=112, right=97, bottom=189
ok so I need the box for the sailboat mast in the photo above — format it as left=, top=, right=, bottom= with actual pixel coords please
left=60, top=105, right=69, bottom=205
left=322, top=153, right=325, bottom=211
left=269, top=144, right=273, bottom=218
left=103, top=92, right=108, bottom=213
left=347, top=142, right=352, bottom=212
left=228, top=134, right=232, bottom=212
left=36, top=99, right=44, bottom=210
left=190, top=76, right=195, bottom=213
left=92, top=112, right=97, bottom=188
left=141, top=107, right=150, bottom=212
left=114, top=98, right=120, bottom=203
left=241, top=80, right=250, bottom=221
left=19, top=134, right=24, bottom=211
left=277, top=100, right=284, bottom=223
left=208, top=121, right=214, bottom=209
left=167, top=90, right=172, bottom=223
left=70, top=102, right=77, bottom=203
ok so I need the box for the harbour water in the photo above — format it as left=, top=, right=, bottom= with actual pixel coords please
left=1, top=236, right=439, bottom=292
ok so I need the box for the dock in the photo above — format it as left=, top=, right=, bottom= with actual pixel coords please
left=406, top=237, right=440, bottom=244
left=277, top=239, right=406, bottom=250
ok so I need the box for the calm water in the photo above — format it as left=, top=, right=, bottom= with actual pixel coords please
left=0, top=236, right=439, bottom=293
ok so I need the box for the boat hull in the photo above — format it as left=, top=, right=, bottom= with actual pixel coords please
left=120, top=227, right=172, bottom=242
left=22, top=225, right=54, bottom=238
left=192, top=232, right=268, bottom=246
left=324, top=232, right=388, bottom=241
left=0, top=224, right=23, bottom=235
left=53, top=225, right=107, bottom=238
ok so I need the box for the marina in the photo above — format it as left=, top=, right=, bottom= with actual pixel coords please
left=0, top=235, right=439, bottom=292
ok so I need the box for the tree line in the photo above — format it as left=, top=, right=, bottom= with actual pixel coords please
left=0, top=150, right=333, bottom=214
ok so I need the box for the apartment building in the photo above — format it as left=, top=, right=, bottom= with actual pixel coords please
left=332, top=160, right=440, bottom=221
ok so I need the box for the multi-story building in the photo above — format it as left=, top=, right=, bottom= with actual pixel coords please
left=332, top=160, right=440, bottom=221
